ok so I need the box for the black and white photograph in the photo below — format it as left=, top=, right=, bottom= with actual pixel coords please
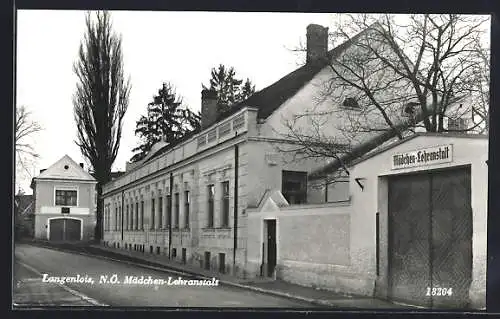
left=13, top=10, right=490, bottom=310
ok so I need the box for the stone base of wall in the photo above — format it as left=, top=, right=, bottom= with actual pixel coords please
left=245, top=260, right=375, bottom=297
left=278, top=264, right=375, bottom=297
left=102, top=238, right=248, bottom=278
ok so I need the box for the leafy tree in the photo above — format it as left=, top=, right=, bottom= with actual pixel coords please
left=131, top=82, right=201, bottom=162
left=202, top=64, right=256, bottom=114
left=15, top=105, right=42, bottom=192
left=73, top=11, right=131, bottom=242
left=239, top=78, right=256, bottom=102
left=280, top=14, right=489, bottom=165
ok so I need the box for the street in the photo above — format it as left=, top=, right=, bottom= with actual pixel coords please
left=13, top=244, right=312, bottom=308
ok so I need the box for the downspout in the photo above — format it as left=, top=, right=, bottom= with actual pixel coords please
left=168, top=172, right=173, bottom=259
left=121, top=189, right=124, bottom=241
left=324, top=177, right=328, bottom=203
left=233, top=144, right=239, bottom=272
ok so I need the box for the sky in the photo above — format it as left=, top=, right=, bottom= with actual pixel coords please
left=15, top=11, right=490, bottom=195
left=15, top=10, right=335, bottom=194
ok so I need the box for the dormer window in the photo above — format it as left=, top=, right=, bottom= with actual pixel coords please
left=342, top=97, right=359, bottom=108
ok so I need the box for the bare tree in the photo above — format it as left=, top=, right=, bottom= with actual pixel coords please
left=15, top=105, right=42, bottom=190
left=279, top=14, right=489, bottom=165
left=73, top=11, right=131, bottom=242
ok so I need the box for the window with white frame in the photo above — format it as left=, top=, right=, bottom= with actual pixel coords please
left=158, top=196, right=163, bottom=229
left=55, top=189, right=77, bottom=206
left=221, top=181, right=230, bottom=227
left=184, top=191, right=190, bottom=229
left=174, top=193, right=180, bottom=228
left=207, top=185, right=215, bottom=228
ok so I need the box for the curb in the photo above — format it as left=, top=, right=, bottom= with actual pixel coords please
left=27, top=243, right=410, bottom=309
left=28, top=243, right=337, bottom=307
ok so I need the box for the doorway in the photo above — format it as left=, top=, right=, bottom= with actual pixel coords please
left=49, top=218, right=81, bottom=241
left=388, top=166, right=472, bottom=308
left=264, top=219, right=277, bottom=278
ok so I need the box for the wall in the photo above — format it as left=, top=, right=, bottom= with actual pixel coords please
left=34, top=180, right=96, bottom=241
left=348, top=134, right=488, bottom=309
left=246, top=197, right=374, bottom=296
left=102, top=119, right=251, bottom=277
left=244, top=140, right=330, bottom=208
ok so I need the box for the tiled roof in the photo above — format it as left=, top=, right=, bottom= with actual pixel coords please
left=218, top=29, right=368, bottom=121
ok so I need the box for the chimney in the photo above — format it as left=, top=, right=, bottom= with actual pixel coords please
left=201, top=89, right=218, bottom=129
left=306, top=24, right=329, bottom=65
left=79, top=163, right=84, bottom=169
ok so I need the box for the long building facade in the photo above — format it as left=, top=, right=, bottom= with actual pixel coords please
left=102, top=102, right=326, bottom=276
left=101, top=23, right=488, bottom=309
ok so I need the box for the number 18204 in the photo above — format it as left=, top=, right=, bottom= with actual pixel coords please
left=426, top=287, right=453, bottom=296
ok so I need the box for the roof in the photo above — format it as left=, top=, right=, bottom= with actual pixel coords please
left=220, top=27, right=372, bottom=121
left=142, top=128, right=201, bottom=164
left=34, top=155, right=97, bottom=182
left=138, top=26, right=374, bottom=167
left=310, top=131, right=488, bottom=180
left=351, top=132, right=488, bottom=168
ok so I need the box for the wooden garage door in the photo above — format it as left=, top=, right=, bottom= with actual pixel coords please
left=65, top=219, right=81, bottom=241
left=388, top=167, right=472, bottom=309
left=49, top=219, right=81, bottom=241
left=49, top=219, right=65, bottom=241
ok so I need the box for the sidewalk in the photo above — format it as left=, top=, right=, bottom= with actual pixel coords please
left=87, top=244, right=406, bottom=309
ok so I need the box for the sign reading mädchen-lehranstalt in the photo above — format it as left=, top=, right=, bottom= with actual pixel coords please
left=391, top=144, right=453, bottom=170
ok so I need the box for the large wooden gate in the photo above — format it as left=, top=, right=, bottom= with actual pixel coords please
left=49, top=218, right=82, bottom=241
left=388, top=166, right=472, bottom=308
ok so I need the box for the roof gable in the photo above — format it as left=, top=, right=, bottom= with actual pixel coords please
left=36, top=155, right=96, bottom=181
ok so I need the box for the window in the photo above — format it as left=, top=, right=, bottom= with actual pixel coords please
left=118, top=206, right=122, bottom=230
left=207, top=185, right=215, bottom=228
left=115, top=207, right=118, bottom=231
left=125, top=205, right=129, bottom=230
left=197, top=135, right=207, bottom=147
left=158, top=197, right=163, bottom=229
left=221, top=181, right=230, bottom=227
left=207, top=129, right=217, bottom=143
left=174, top=193, right=180, bottom=228
left=233, top=114, right=245, bottom=129
left=55, top=190, right=77, bottom=206
left=184, top=191, right=190, bottom=228
left=342, top=97, right=359, bottom=108
left=141, top=201, right=144, bottom=230
left=151, top=198, right=155, bottom=230
left=166, top=195, right=171, bottom=228
left=218, top=122, right=231, bottom=137
left=131, top=203, right=135, bottom=230
left=135, top=202, right=139, bottom=230
left=448, top=118, right=468, bottom=131
left=282, top=170, right=308, bottom=204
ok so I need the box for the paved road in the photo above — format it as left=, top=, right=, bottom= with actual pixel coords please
left=14, top=244, right=312, bottom=308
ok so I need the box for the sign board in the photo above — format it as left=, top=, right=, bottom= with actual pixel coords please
left=391, top=144, right=453, bottom=170
left=61, top=207, right=70, bottom=214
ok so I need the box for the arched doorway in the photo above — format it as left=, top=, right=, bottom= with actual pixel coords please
left=48, top=218, right=82, bottom=241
